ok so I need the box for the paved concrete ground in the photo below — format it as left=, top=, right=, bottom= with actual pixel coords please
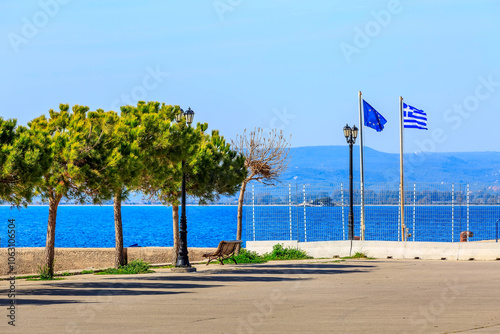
left=1, top=259, right=499, bottom=333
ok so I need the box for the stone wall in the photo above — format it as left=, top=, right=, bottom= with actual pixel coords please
left=0, top=247, right=216, bottom=276
left=246, top=240, right=500, bottom=261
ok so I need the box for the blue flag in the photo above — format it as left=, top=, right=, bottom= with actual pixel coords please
left=403, top=103, right=427, bottom=130
left=363, top=100, right=387, bottom=132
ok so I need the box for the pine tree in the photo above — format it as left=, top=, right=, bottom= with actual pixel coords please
left=29, top=104, right=114, bottom=277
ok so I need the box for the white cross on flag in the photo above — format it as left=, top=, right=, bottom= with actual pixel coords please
left=403, top=103, right=427, bottom=130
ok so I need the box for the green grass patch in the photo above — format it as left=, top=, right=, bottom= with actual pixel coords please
left=95, top=259, right=154, bottom=275
left=26, top=277, right=65, bottom=281
left=15, top=273, right=73, bottom=281
left=155, top=265, right=175, bottom=269
left=319, top=260, right=345, bottom=264
left=15, top=275, right=40, bottom=280
left=17, top=269, right=73, bottom=281
left=341, top=252, right=374, bottom=260
left=80, top=270, right=94, bottom=274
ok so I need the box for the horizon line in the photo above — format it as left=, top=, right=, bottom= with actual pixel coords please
left=290, top=145, right=500, bottom=155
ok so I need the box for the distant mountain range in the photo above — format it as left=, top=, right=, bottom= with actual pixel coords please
left=52, top=145, right=499, bottom=205
left=281, top=146, right=500, bottom=185
left=137, top=146, right=500, bottom=204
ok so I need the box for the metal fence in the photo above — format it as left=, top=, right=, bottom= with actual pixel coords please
left=244, top=182, right=500, bottom=243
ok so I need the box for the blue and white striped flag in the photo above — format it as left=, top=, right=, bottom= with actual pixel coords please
left=403, top=103, right=427, bottom=130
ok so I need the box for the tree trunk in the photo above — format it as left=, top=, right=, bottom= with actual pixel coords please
left=236, top=180, right=249, bottom=253
left=114, top=193, right=125, bottom=268
left=172, top=205, right=180, bottom=264
left=45, top=194, right=61, bottom=277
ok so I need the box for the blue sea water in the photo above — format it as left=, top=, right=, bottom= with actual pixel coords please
left=0, top=205, right=239, bottom=248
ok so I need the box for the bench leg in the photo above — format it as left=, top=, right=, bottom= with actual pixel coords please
left=206, top=256, right=216, bottom=265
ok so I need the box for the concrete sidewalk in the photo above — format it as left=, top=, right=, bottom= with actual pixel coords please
left=1, top=259, right=499, bottom=333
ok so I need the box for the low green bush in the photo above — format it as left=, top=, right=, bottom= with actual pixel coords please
left=221, top=248, right=267, bottom=264
left=263, top=244, right=312, bottom=261
left=25, top=265, right=64, bottom=281
left=219, top=244, right=311, bottom=264
left=17, top=266, right=67, bottom=281
left=37, top=264, right=54, bottom=280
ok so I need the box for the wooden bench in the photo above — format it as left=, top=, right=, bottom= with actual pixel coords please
left=202, top=240, right=242, bottom=265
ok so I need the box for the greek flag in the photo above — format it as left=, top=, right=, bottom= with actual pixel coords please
left=403, top=103, right=427, bottom=130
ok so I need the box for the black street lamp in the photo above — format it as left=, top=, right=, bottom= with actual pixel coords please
left=343, top=124, right=358, bottom=241
left=175, top=107, right=195, bottom=269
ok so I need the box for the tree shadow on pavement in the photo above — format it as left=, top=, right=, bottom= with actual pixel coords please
left=16, top=298, right=83, bottom=306
left=116, top=274, right=305, bottom=283
left=14, top=262, right=375, bottom=306
left=117, top=262, right=375, bottom=283
left=210, top=262, right=376, bottom=276
left=15, top=281, right=214, bottom=305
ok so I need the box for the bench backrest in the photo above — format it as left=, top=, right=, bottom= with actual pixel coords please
left=215, top=240, right=242, bottom=256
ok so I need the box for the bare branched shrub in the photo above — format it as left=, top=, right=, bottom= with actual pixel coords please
left=232, top=128, right=292, bottom=243
left=232, top=128, right=291, bottom=185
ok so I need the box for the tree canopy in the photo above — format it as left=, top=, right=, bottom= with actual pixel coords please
left=0, top=117, right=51, bottom=205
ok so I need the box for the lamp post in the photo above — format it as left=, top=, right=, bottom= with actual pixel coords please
left=343, top=124, right=358, bottom=241
left=175, top=107, right=195, bottom=270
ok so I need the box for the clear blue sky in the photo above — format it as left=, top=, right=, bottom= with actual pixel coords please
left=1, top=0, right=499, bottom=153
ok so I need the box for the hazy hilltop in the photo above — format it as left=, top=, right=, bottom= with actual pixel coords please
left=52, top=146, right=500, bottom=205
left=282, top=146, right=500, bottom=185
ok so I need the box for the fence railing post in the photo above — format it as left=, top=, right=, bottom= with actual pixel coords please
left=452, top=183, right=455, bottom=242
left=303, top=184, right=307, bottom=242
left=467, top=183, right=470, bottom=242
left=495, top=219, right=500, bottom=242
left=413, top=183, right=416, bottom=241
left=289, top=183, right=292, bottom=241
left=496, top=219, right=499, bottom=243
left=341, top=182, right=345, bottom=241
left=252, top=184, right=255, bottom=241
left=459, top=183, right=463, bottom=236
left=398, top=183, right=401, bottom=242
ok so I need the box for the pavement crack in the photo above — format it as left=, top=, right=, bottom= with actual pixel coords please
left=191, top=317, right=219, bottom=323
left=443, top=323, right=500, bottom=333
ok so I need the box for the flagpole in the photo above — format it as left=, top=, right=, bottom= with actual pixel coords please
left=399, top=96, right=406, bottom=242
left=358, top=91, right=365, bottom=240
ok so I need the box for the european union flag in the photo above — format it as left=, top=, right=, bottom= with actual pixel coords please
left=363, top=100, right=387, bottom=132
